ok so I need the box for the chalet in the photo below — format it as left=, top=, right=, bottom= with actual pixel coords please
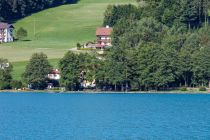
left=48, top=69, right=61, bottom=80
left=0, top=22, right=14, bottom=43
left=96, top=25, right=113, bottom=49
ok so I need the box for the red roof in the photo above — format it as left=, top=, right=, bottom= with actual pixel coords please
left=51, top=69, right=60, bottom=74
left=0, top=22, right=13, bottom=29
left=96, top=27, right=113, bottom=36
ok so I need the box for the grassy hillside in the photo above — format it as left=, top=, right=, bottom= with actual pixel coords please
left=0, top=0, right=136, bottom=80
left=12, top=59, right=59, bottom=80
left=0, top=0, right=135, bottom=62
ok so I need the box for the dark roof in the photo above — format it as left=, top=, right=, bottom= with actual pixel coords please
left=0, top=22, right=14, bottom=29
left=96, top=27, right=113, bottom=36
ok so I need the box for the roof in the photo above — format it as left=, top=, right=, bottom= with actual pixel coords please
left=96, top=27, right=113, bottom=36
left=50, top=69, right=60, bottom=74
left=0, top=22, right=14, bottom=29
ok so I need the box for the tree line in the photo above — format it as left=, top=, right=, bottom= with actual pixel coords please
left=99, top=0, right=210, bottom=91
left=0, top=0, right=78, bottom=21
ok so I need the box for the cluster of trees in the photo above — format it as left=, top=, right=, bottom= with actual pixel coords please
left=59, top=52, right=99, bottom=90
left=97, top=0, right=210, bottom=91
left=0, top=58, right=22, bottom=90
left=0, top=53, right=55, bottom=90
left=1, top=52, right=98, bottom=91
left=0, top=0, right=78, bottom=21
left=22, top=53, right=53, bottom=90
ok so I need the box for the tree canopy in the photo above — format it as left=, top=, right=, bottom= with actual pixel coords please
left=0, top=0, right=78, bottom=21
left=98, top=0, right=210, bottom=91
left=22, top=53, right=52, bottom=90
left=0, top=58, right=13, bottom=90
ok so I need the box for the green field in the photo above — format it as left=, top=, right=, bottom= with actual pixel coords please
left=11, top=59, right=59, bottom=80
left=0, top=0, right=135, bottom=80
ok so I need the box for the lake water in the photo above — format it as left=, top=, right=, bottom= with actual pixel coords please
left=0, top=92, right=210, bottom=140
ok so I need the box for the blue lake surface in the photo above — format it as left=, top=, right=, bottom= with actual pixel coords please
left=0, top=92, right=210, bottom=140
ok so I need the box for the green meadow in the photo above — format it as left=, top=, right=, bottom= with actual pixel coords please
left=11, top=59, right=59, bottom=80
left=0, top=0, right=135, bottom=80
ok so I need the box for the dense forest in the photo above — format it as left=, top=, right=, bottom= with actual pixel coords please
left=58, top=0, right=210, bottom=91
left=95, top=0, right=210, bottom=91
left=0, top=0, right=78, bottom=21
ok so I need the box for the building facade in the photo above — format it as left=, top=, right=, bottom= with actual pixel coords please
left=96, top=25, right=113, bottom=49
left=0, top=22, right=14, bottom=43
left=48, top=69, right=61, bottom=80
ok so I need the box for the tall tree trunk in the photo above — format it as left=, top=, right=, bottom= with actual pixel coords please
left=184, top=75, right=187, bottom=87
left=208, top=80, right=210, bottom=88
left=125, top=82, right=128, bottom=92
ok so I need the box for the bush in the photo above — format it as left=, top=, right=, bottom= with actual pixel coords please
left=11, top=80, right=23, bottom=89
left=180, top=87, right=187, bottom=91
left=49, top=87, right=60, bottom=90
left=30, top=78, right=48, bottom=90
left=0, top=82, right=11, bottom=90
left=16, top=27, right=28, bottom=40
left=77, top=43, right=81, bottom=50
left=199, top=87, right=207, bottom=91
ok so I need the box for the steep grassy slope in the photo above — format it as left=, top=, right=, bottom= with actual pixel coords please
left=0, top=0, right=135, bottom=62
left=1, top=0, right=136, bottom=80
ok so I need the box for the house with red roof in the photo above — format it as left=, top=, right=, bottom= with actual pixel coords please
left=0, top=22, right=14, bottom=43
left=96, top=25, right=113, bottom=49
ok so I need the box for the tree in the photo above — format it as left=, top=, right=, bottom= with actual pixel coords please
left=16, top=27, right=28, bottom=40
left=59, top=51, right=98, bottom=91
left=119, top=17, right=167, bottom=48
left=11, top=80, right=23, bottom=89
left=192, top=47, right=210, bottom=87
left=136, top=45, right=178, bottom=90
left=22, top=53, right=52, bottom=90
left=59, top=51, right=81, bottom=91
left=103, top=4, right=139, bottom=27
left=104, top=46, right=127, bottom=91
left=0, top=58, right=13, bottom=90
left=111, top=18, right=137, bottom=46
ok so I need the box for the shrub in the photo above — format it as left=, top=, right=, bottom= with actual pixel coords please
left=0, top=82, right=11, bottom=90
left=16, top=27, right=28, bottom=40
left=180, top=87, right=187, bottom=91
left=11, top=80, right=23, bottom=89
left=30, top=78, right=48, bottom=90
left=199, top=87, right=207, bottom=91
left=77, top=43, right=81, bottom=50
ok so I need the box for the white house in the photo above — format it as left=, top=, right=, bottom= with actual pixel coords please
left=81, top=79, right=96, bottom=88
left=0, top=22, right=14, bottom=43
left=48, top=69, right=61, bottom=80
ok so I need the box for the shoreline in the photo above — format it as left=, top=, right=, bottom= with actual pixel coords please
left=0, top=90, right=210, bottom=94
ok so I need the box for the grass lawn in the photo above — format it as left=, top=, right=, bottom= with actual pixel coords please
left=1, top=0, right=136, bottom=80
left=12, top=59, right=60, bottom=80
left=0, top=0, right=136, bottom=62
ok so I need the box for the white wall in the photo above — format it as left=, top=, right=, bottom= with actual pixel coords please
left=0, top=28, right=14, bottom=43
